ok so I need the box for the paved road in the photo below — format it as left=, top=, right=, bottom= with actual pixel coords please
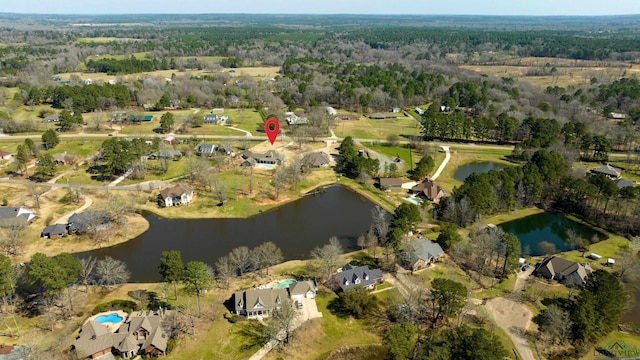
left=430, top=145, right=450, bottom=181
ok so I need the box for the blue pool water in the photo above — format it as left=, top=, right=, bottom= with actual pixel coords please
left=405, top=197, right=421, bottom=205
left=95, top=313, right=123, bottom=324
left=275, top=279, right=297, bottom=289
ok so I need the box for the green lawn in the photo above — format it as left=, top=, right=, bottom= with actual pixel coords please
left=228, top=109, right=264, bottom=134
left=332, top=116, right=422, bottom=140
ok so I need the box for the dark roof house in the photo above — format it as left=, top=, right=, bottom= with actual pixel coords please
left=402, top=238, right=445, bottom=272
left=233, top=288, right=288, bottom=318
left=332, top=264, right=382, bottom=292
left=534, top=256, right=591, bottom=287
left=67, top=211, right=110, bottom=233
left=41, top=223, right=67, bottom=239
left=369, top=113, right=397, bottom=120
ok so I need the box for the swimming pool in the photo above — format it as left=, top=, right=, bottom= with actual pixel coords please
left=95, top=313, right=123, bottom=324
left=257, top=164, right=275, bottom=169
left=275, top=279, right=297, bottom=289
left=405, top=197, right=422, bottom=205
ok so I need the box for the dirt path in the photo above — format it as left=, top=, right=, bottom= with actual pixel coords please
left=485, top=268, right=536, bottom=360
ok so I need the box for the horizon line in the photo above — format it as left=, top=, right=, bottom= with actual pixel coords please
left=1, top=12, right=640, bottom=17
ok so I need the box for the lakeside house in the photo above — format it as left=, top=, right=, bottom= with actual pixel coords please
left=72, top=310, right=168, bottom=359
left=0, top=207, right=36, bottom=228
left=411, top=179, right=446, bottom=202
left=41, top=223, right=67, bottom=239
left=67, top=211, right=111, bottom=234
left=379, top=178, right=404, bottom=191
left=331, top=264, right=382, bottom=292
left=158, top=185, right=193, bottom=207
left=534, top=256, right=591, bottom=287
left=233, top=288, right=288, bottom=318
left=302, top=152, right=331, bottom=169
left=402, top=238, right=445, bottom=272
left=590, top=164, right=622, bottom=180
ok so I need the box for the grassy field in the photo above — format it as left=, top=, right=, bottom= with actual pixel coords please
left=331, top=115, right=422, bottom=140
left=227, top=109, right=264, bottom=134
left=460, top=63, right=636, bottom=89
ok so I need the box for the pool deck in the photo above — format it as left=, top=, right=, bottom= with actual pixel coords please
left=85, top=310, right=128, bottom=333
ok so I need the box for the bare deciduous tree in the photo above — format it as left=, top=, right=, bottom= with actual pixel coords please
left=94, top=256, right=130, bottom=287
left=215, top=255, right=234, bottom=289
left=264, top=300, right=299, bottom=346
left=0, top=225, right=25, bottom=256
left=79, top=257, right=96, bottom=291
left=27, top=184, right=48, bottom=210
left=251, top=242, right=283, bottom=275
left=228, top=246, right=252, bottom=277
left=311, top=236, right=343, bottom=280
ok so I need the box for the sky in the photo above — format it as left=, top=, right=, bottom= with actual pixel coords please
left=2, top=0, right=640, bottom=16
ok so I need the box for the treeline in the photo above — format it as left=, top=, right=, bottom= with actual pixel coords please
left=281, top=58, right=446, bottom=109
left=338, top=27, right=640, bottom=60
left=85, top=55, right=159, bottom=74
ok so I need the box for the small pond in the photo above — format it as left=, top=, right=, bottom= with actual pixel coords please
left=453, top=161, right=510, bottom=182
left=79, top=185, right=382, bottom=282
left=499, top=212, right=607, bottom=256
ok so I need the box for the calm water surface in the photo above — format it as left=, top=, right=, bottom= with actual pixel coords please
left=453, top=161, right=509, bottom=182
left=499, top=212, right=606, bottom=256
left=80, top=185, right=379, bottom=282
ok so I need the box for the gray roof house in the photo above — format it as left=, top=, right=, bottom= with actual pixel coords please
left=234, top=288, right=288, bottom=318
left=147, top=149, right=183, bottom=160
left=43, top=114, right=60, bottom=122
left=0, top=207, right=36, bottom=228
left=67, top=211, right=110, bottom=234
left=41, top=223, right=67, bottom=239
left=204, top=113, right=221, bottom=124
left=196, top=144, right=217, bottom=157
left=241, top=150, right=283, bottom=167
left=590, top=164, right=622, bottom=179
left=534, top=256, right=591, bottom=287
left=332, top=264, right=382, bottom=292
left=72, top=310, right=168, bottom=359
left=302, top=152, right=331, bottom=168
left=615, top=179, right=635, bottom=189
left=403, top=238, right=445, bottom=272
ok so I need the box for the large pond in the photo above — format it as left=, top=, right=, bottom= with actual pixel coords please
left=499, top=212, right=606, bottom=256
left=80, top=185, right=380, bottom=282
left=453, top=161, right=510, bottom=182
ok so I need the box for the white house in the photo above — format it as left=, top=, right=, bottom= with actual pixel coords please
left=158, top=185, right=193, bottom=207
left=325, top=107, right=338, bottom=116
left=83, top=78, right=93, bottom=85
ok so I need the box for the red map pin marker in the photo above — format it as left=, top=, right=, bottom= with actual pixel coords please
left=264, top=117, right=280, bottom=145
